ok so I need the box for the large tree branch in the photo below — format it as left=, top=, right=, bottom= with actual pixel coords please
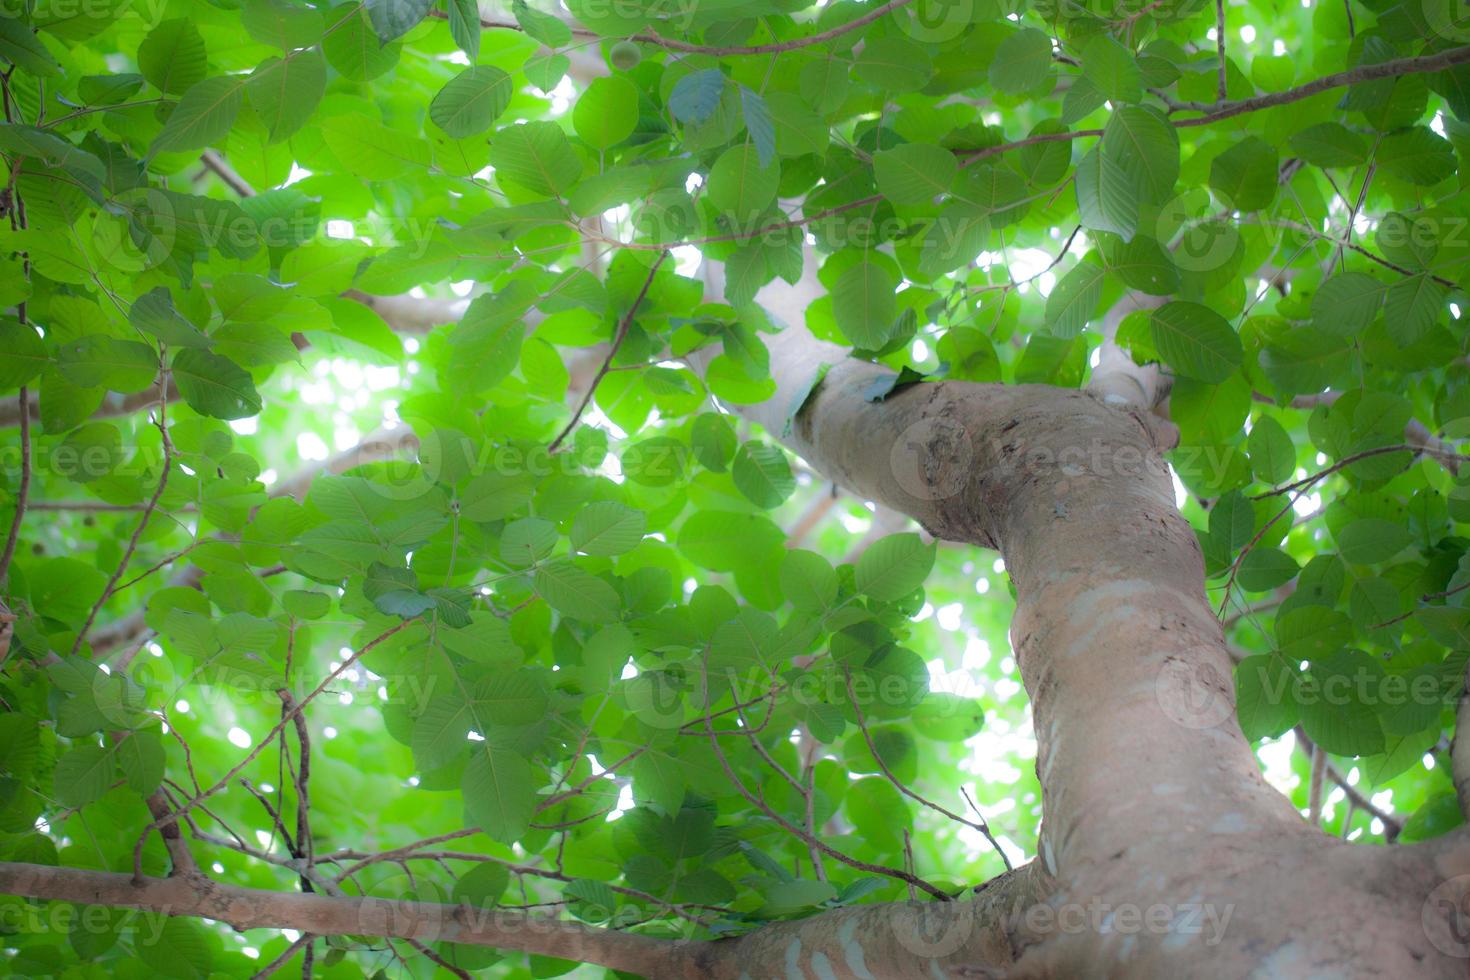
left=0, top=859, right=1049, bottom=979
left=0, top=862, right=680, bottom=976
left=686, top=267, right=1463, bottom=974
left=1169, top=43, right=1470, bottom=125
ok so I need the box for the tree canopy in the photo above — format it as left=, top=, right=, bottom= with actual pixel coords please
left=2, top=0, right=1470, bottom=976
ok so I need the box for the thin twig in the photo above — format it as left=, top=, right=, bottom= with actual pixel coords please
left=142, top=786, right=198, bottom=877
left=1214, top=0, right=1228, bottom=101
left=200, top=148, right=256, bottom=196
left=842, top=667, right=1012, bottom=871
left=132, top=621, right=410, bottom=879
left=433, top=0, right=916, bottom=57
left=700, top=648, right=951, bottom=900
left=1307, top=743, right=1326, bottom=825
left=0, top=386, right=28, bottom=589
left=71, top=396, right=174, bottom=656
left=1333, top=160, right=1376, bottom=273
left=1170, top=43, right=1470, bottom=123
left=403, top=938, right=472, bottom=980
left=548, top=250, right=668, bottom=452
left=1369, top=580, right=1470, bottom=629
left=1293, top=728, right=1402, bottom=840
left=249, top=934, right=313, bottom=980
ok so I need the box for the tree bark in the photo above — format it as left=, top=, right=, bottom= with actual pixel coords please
left=682, top=266, right=1470, bottom=976
left=12, top=272, right=1470, bottom=976
left=0, top=860, right=1048, bottom=978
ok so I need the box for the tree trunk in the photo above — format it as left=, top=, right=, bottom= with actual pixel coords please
left=685, top=274, right=1470, bottom=976
left=8, top=284, right=1470, bottom=978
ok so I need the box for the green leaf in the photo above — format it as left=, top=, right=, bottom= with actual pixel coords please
left=150, top=76, right=245, bottom=155
left=0, top=124, right=105, bottom=182
left=475, top=671, right=548, bottom=725
left=53, top=745, right=115, bottom=808
left=707, top=144, right=778, bottom=220
left=116, top=729, right=164, bottom=796
left=1208, top=136, right=1278, bottom=210
left=364, top=561, right=434, bottom=618
left=764, top=92, right=828, bottom=157
left=246, top=50, right=326, bottom=143
left=503, top=3, right=562, bottom=47
left=525, top=51, right=570, bottom=93
left=1238, top=547, right=1299, bottom=591
left=213, top=323, right=298, bottom=367
left=1288, top=122, right=1367, bottom=168
left=732, top=441, right=795, bottom=509
left=1149, top=302, right=1242, bottom=383
left=488, top=121, right=582, bottom=197
left=77, top=73, right=143, bottom=106
left=447, top=0, right=481, bottom=59
left=432, top=66, right=514, bottom=138
left=1247, top=415, right=1294, bottom=484
left=1235, top=655, right=1298, bottom=740
left=137, top=19, right=207, bottom=95
left=0, top=16, right=60, bottom=76
left=500, top=517, right=558, bottom=567
left=832, top=259, right=898, bottom=349
left=453, top=862, right=509, bottom=908
left=1082, top=34, right=1141, bottom=103
left=740, top=86, right=776, bottom=168
left=572, top=75, right=638, bottom=149
left=989, top=27, right=1053, bottom=94
left=283, top=590, right=331, bottom=620
left=364, top=0, right=433, bottom=42
left=443, top=289, right=529, bottom=393
left=912, top=695, right=986, bottom=741
left=677, top=510, right=783, bottom=571
left=691, top=412, right=737, bottom=471
left=1378, top=127, right=1455, bottom=185
left=1102, top=106, right=1178, bottom=204
left=669, top=69, right=724, bottom=125
left=135, top=917, right=212, bottom=979
left=780, top=550, right=838, bottom=612
left=1383, top=274, right=1446, bottom=345
left=919, top=202, right=990, bottom=277
left=1103, top=235, right=1179, bottom=295
left=241, top=0, right=325, bottom=50
left=57, top=337, right=158, bottom=393
left=632, top=751, right=686, bottom=814
left=321, top=113, right=431, bottom=179
left=1311, top=273, right=1383, bottom=337
left=1336, top=518, right=1413, bottom=565
left=856, top=533, right=935, bottom=602
left=130, top=287, right=210, bottom=348
left=1299, top=651, right=1385, bottom=757
left=0, top=318, right=47, bottom=388
left=570, top=501, right=646, bottom=556
left=172, top=348, right=262, bottom=420
left=873, top=142, right=957, bottom=207
left=534, top=560, right=621, bottom=623
left=463, top=746, right=536, bottom=842
left=1044, top=257, right=1105, bottom=338
left=324, top=4, right=401, bottom=80
left=1075, top=146, right=1139, bottom=239
left=854, top=36, right=930, bottom=92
